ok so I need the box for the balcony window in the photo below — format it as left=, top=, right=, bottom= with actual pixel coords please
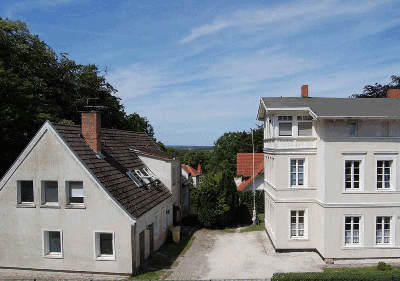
left=278, top=116, right=292, bottom=136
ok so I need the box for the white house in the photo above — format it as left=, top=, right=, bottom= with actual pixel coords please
left=258, top=86, right=400, bottom=260
left=181, top=164, right=202, bottom=187
left=236, top=153, right=264, bottom=192
left=0, top=112, right=183, bottom=274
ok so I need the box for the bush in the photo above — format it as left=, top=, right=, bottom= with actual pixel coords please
left=238, top=190, right=264, bottom=213
left=377, top=262, right=392, bottom=271
left=272, top=271, right=399, bottom=281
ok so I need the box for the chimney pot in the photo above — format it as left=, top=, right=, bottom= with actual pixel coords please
left=301, top=85, right=309, bottom=98
left=82, top=112, right=101, bottom=153
left=387, top=89, right=400, bottom=98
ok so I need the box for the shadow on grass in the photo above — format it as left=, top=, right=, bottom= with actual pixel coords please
left=131, top=226, right=196, bottom=280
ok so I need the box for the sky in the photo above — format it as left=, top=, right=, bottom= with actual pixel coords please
left=2, top=0, right=400, bottom=146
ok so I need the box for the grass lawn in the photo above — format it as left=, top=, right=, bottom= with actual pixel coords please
left=241, top=213, right=265, bottom=232
left=130, top=227, right=196, bottom=280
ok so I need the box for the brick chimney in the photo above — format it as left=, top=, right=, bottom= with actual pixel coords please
left=301, top=85, right=309, bottom=98
left=81, top=112, right=101, bottom=153
left=197, top=164, right=202, bottom=175
left=387, top=89, right=400, bottom=98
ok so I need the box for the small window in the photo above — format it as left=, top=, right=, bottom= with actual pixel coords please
left=279, top=123, right=292, bottom=136
left=154, top=212, right=160, bottom=236
left=95, top=232, right=115, bottom=260
left=376, top=216, right=392, bottom=245
left=297, top=116, right=313, bottom=121
left=290, top=210, right=305, bottom=238
left=377, top=161, right=392, bottom=189
left=382, top=122, right=389, bottom=137
left=127, top=171, right=142, bottom=187
left=345, top=161, right=361, bottom=189
left=290, top=159, right=304, bottom=186
left=135, top=169, right=150, bottom=184
left=345, top=216, right=361, bottom=245
left=18, top=180, right=34, bottom=204
left=278, top=116, right=292, bottom=121
left=349, top=121, right=358, bottom=137
left=298, top=122, right=312, bottom=136
left=43, top=230, right=63, bottom=258
left=143, top=167, right=156, bottom=180
left=67, top=181, right=84, bottom=204
left=42, top=181, right=58, bottom=204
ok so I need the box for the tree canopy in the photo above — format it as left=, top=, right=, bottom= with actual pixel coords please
left=0, top=18, right=156, bottom=177
left=351, top=75, right=400, bottom=98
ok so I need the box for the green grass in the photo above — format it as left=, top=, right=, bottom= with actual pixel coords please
left=130, top=227, right=195, bottom=280
left=241, top=213, right=265, bottom=232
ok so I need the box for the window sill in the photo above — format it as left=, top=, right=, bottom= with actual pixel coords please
left=375, top=244, right=394, bottom=248
left=16, top=203, right=36, bottom=208
left=65, top=204, right=86, bottom=209
left=40, top=204, right=61, bottom=209
left=44, top=253, right=63, bottom=259
left=95, top=255, right=115, bottom=261
left=342, top=245, right=363, bottom=249
left=288, top=237, right=309, bottom=241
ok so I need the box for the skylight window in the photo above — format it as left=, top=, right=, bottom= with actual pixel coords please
left=143, top=167, right=157, bottom=180
left=135, top=169, right=150, bottom=184
left=126, top=171, right=142, bottom=187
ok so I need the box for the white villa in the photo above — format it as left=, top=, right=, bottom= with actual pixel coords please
left=258, top=86, right=400, bottom=260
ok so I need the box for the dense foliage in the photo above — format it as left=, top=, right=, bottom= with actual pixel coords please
left=237, top=190, right=264, bottom=213
left=0, top=18, right=155, bottom=177
left=351, top=75, right=400, bottom=98
left=197, top=170, right=238, bottom=228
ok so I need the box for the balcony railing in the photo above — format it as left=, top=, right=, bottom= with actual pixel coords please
left=264, top=137, right=317, bottom=150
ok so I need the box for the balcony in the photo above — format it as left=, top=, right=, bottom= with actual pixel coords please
left=264, top=137, right=317, bottom=150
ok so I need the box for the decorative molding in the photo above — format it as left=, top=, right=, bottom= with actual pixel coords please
left=342, top=151, right=367, bottom=155
left=374, top=151, right=399, bottom=155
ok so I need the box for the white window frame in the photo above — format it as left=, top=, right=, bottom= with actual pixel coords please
left=154, top=212, right=160, bottom=237
left=288, top=209, right=308, bottom=239
left=127, top=171, right=142, bottom=187
left=343, top=215, right=363, bottom=247
left=342, top=153, right=365, bottom=192
left=289, top=158, right=307, bottom=187
left=43, top=230, right=63, bottom=259
left=374, top=153, right=397, bottom=191
left=375, top=215, right=394, bottom=246
left=143, top=167, right=157, bottom=180
left=94, top=231, right=115, bottom=260
left=66, top=181, right=84, bottom=206
left=41, top=181, right=59, bottom=206
left=162, top=207, right=167, bottom=230
left=278, top=115, right=293, bottom=137
left=297, top=115, right=313, bottom=137
left=17, top=180, right=35, bottom=206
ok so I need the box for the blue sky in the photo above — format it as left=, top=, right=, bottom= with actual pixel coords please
left=3, top=0, right=400, bottom=146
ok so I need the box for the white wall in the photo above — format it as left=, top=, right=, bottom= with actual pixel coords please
left=0, top=127, right=134, bottom=274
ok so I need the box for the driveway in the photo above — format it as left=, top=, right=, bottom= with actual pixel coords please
left=167, top=229, right=324, bottom=280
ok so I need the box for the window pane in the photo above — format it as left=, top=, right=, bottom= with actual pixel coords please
left=353, top=182, right=359, bottom=189
left=49, top=231, right=61, bottom=253
left=100, top=233, right=113, bottom=255
left=21, top=181, right=34, bottom=202
left=69, top=182, right=84, bottom=203
left=298, top=122, right=312, bottom=136
left=350, top=122, right=357, bottom=136
left=45, top=181, right=58, bottom=203
left=279, top=123, right=292, bottom=136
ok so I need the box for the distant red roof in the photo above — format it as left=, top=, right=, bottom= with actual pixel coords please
left=237, top=161, right=264, bottom=191
left=237, top=153, right=264, bottom=177
left=181, top=164, right=201, bottom=176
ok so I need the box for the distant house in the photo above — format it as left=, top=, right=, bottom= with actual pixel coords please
left=236, top=153, right=264, bottom=192
left=0, top=111, right=183, bottom=274
left=181, top=164, right=202, bottom=187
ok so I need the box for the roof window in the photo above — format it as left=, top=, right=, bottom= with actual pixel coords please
left=126, top=171, right=142, bottom=187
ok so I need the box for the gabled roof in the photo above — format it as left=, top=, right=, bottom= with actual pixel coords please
left=136, top=148, right=181, bottom=160
left=54, top=124, right=171, bottom=218
left=237, top=160, right=264, bottom=191
left=257, top=97, right=400, bottom=120
left=181, top=164, right=200, bottom=177
left=237, top=153, right=264, bottom=178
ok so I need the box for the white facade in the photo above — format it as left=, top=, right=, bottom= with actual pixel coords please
left=0, top=122, right=173, bottom=274
left=259, top=102, right=400, bottom=259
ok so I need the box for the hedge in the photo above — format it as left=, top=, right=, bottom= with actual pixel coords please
left=272, top=271, right=400, bottom=281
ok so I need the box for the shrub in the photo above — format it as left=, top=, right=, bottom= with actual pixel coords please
left=272, top=271, right=400, bottom=281
left=377, top=262, right=392, bottom=271
left=238, top=190, right=264, bottom=212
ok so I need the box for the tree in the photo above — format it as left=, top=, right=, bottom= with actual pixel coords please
left=0, top=18, right=157, bottom=177
left=206, top=125, right=263, bottom=175
left=183, top=150, right=212, bottom=173
left=197, top=170, right=238, bottom=228
left=351, top=75, right=400, bottom=98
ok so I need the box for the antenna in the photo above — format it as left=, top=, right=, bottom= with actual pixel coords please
left=77, top=98, right=108, bottom=112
